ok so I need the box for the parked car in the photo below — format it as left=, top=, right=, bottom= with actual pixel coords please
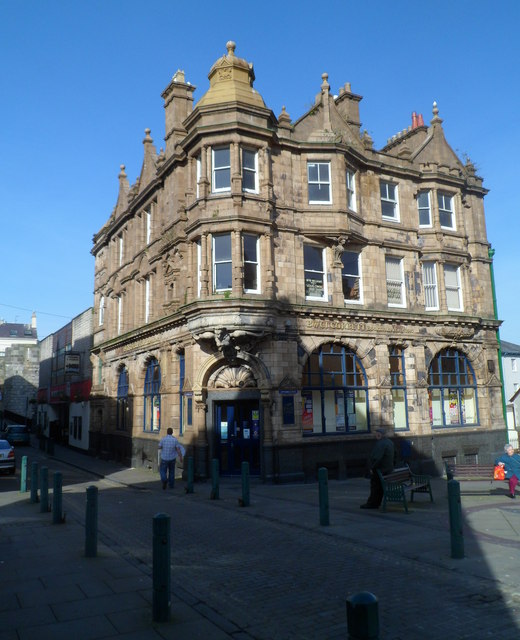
left=0, top=439, right=15, bottom=474
left=1, top=424, right=30, bottom=446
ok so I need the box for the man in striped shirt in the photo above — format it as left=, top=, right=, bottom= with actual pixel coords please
left=158, top=427, right=185, bottom=489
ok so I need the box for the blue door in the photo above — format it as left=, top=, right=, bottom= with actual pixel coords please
left=215, top=400, right=261, bottom=475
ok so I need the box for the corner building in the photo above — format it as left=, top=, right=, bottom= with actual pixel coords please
left=91, top=42, right=504, bottom=479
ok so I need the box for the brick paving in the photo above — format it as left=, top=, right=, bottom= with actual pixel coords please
left=1, top=442, right=520, bottom=639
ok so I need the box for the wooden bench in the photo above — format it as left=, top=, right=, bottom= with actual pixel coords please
left=377, top=465, right=434, bottom=513
left=444, top=462, right=498, bottom=493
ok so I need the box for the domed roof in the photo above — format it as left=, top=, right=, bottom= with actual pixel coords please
left=196, top=41, right=266, bottom=109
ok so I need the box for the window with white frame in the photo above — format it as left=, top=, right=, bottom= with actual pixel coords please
left=243, top=234, right=260, bottom=293
left=213, top=234, right=232, bottom=292
left=242, top=149, right=258, bottom=193
left=385, top=256, right=406, bottom=307
left=307, top=162, right=331, bottom=204
left=512, top=359, right=517, bottom=372
left=417, top=191, right=432, bottom=227
left=196, top=155, right=201, bottom=198
left=422, top=261, right=439, bottom=310
left=444, top=264, right=463, bottom=311
left=212, top=146, right=231, bottom=192
left=144, top=276, right=150, bottom=323
left=304, top=245, right=327, bottom=300
left=438, top=192, right=455, bottom=229
left=346, top=169, right=356, bottom=211
left=196, top=240, right=201, bottom=297
left=117, top=295, right=123, bottom=334
left=118, top=233, right=124, bottom=266
left=99, top=295, right=105, bottom=326
left=145, top=208, right=151, bottom=244
left=380, top=181, right=399, bottom=221
left=341, top=250, right=362, bottom=303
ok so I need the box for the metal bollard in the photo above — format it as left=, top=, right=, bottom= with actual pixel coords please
left=85, top=485, right=98, bottom=557
left=30, top=461, right=39, bottom=503
left=448, top=479, right=464, bottom=559
left=186, top=456, right=194, bottom=494
left=153, top=513, right=171, bottom=622
left=319, top=467, right=330, bottom=526
left=40, top=467, right=49, bottom=513
left=210, top=458, right=219, bottom=500
left=53, top=471, right=64, bottom=524
left=20, top=455, right=28, bottom=493
left=346, top=591, right=379, bottom=640
left=240, top=461, right=250, bottom=507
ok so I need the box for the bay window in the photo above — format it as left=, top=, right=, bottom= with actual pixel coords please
left=212, top=146, right=231, bottom=192
left=243, top=234, right=260, bottom=292
left=304, top=245, right=327, bottom=300
left=341, top=251, right=362, bottom=303
left=385, top=256, right=405, bottom=307
left=213, top=234, right=232, bottom=292
left=308, top=162, right=331, bottom=204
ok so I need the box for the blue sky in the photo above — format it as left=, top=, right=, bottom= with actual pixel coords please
left=1, top=0, right=518, bottom=342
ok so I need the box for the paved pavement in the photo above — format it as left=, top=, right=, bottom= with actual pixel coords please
left=1, top=440, right=520, bottom=639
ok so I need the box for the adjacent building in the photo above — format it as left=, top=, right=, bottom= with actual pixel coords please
left=90, top=42, right=505, bottom=479
left=0, top=315, right=39, bottom=424
left=502, top=341, right=520, bottom=434
left=37, top=308, right=93, bottom=450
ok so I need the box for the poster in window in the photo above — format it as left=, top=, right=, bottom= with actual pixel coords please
left=335, top=390, right=346, bottom=431
left=302, top=391, right=314, bottom=433
left=346, top=389, right=356, bottom=430
left=449, top=389, right=459, bottom=424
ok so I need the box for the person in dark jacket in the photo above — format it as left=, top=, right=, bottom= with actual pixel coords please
left=495, top=443, right=520, bottom=499
left=360, top=427, right=395, bottom=509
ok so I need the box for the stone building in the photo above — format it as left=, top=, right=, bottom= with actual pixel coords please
left=501, top=341, right=520, bottom=434
left=90, top=42, right=505, bottom=479
left=0, top=315, right=39, bottom=424
left=37, top=308, right=93, bottom=449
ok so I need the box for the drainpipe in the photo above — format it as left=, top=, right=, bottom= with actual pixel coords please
left=488, top=247, right=508, bottom=430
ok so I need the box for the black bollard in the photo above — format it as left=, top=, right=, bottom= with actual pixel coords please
left=53, top=471, right=64, bottom=524
left=20, top=455, right=28, bottom=493
left=346, top=591, right=379, bottom=640
left=318, top=467, right=330, bottom=526
left=186, top=456, right=194, bottom=494
left=30, top=461, right=39, bottom=503
left=153, top=513, right=171, bottom=622
left=40, top=466, right=49, bottom=513
left=85, top=485, right=98, bottom=557
left=447, top=479, right=464, bottom=559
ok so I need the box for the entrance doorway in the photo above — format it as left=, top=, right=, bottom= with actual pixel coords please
left=215, top=400, right=261, bottom=475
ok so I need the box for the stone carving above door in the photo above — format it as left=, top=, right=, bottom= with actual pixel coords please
left=209, top=365, right=257, bottom=389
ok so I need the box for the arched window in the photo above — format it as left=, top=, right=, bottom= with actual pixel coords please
left=301, top=343, right=369, bottom=435
left=144, top=358, right=161, bottom=432
left=428, top=349, right=478, bottom=427
left=116, top=367, right=129, bottom=431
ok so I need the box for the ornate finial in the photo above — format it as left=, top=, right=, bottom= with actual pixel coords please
left=143, top=128, right=153, bottom=142
left=226, top=41, right=236, bottom=56
left=431, top=101, right=442, bottom=124
left=119, top=164, right=127, bottom=177
left=321, top=72, right=330, bottom=91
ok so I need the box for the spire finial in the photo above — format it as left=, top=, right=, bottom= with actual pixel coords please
left=226, top=41, right=236, bottom=56
left=431, top=100, right=443, bottom=124
left=119, top=164, right=127, bottom=178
